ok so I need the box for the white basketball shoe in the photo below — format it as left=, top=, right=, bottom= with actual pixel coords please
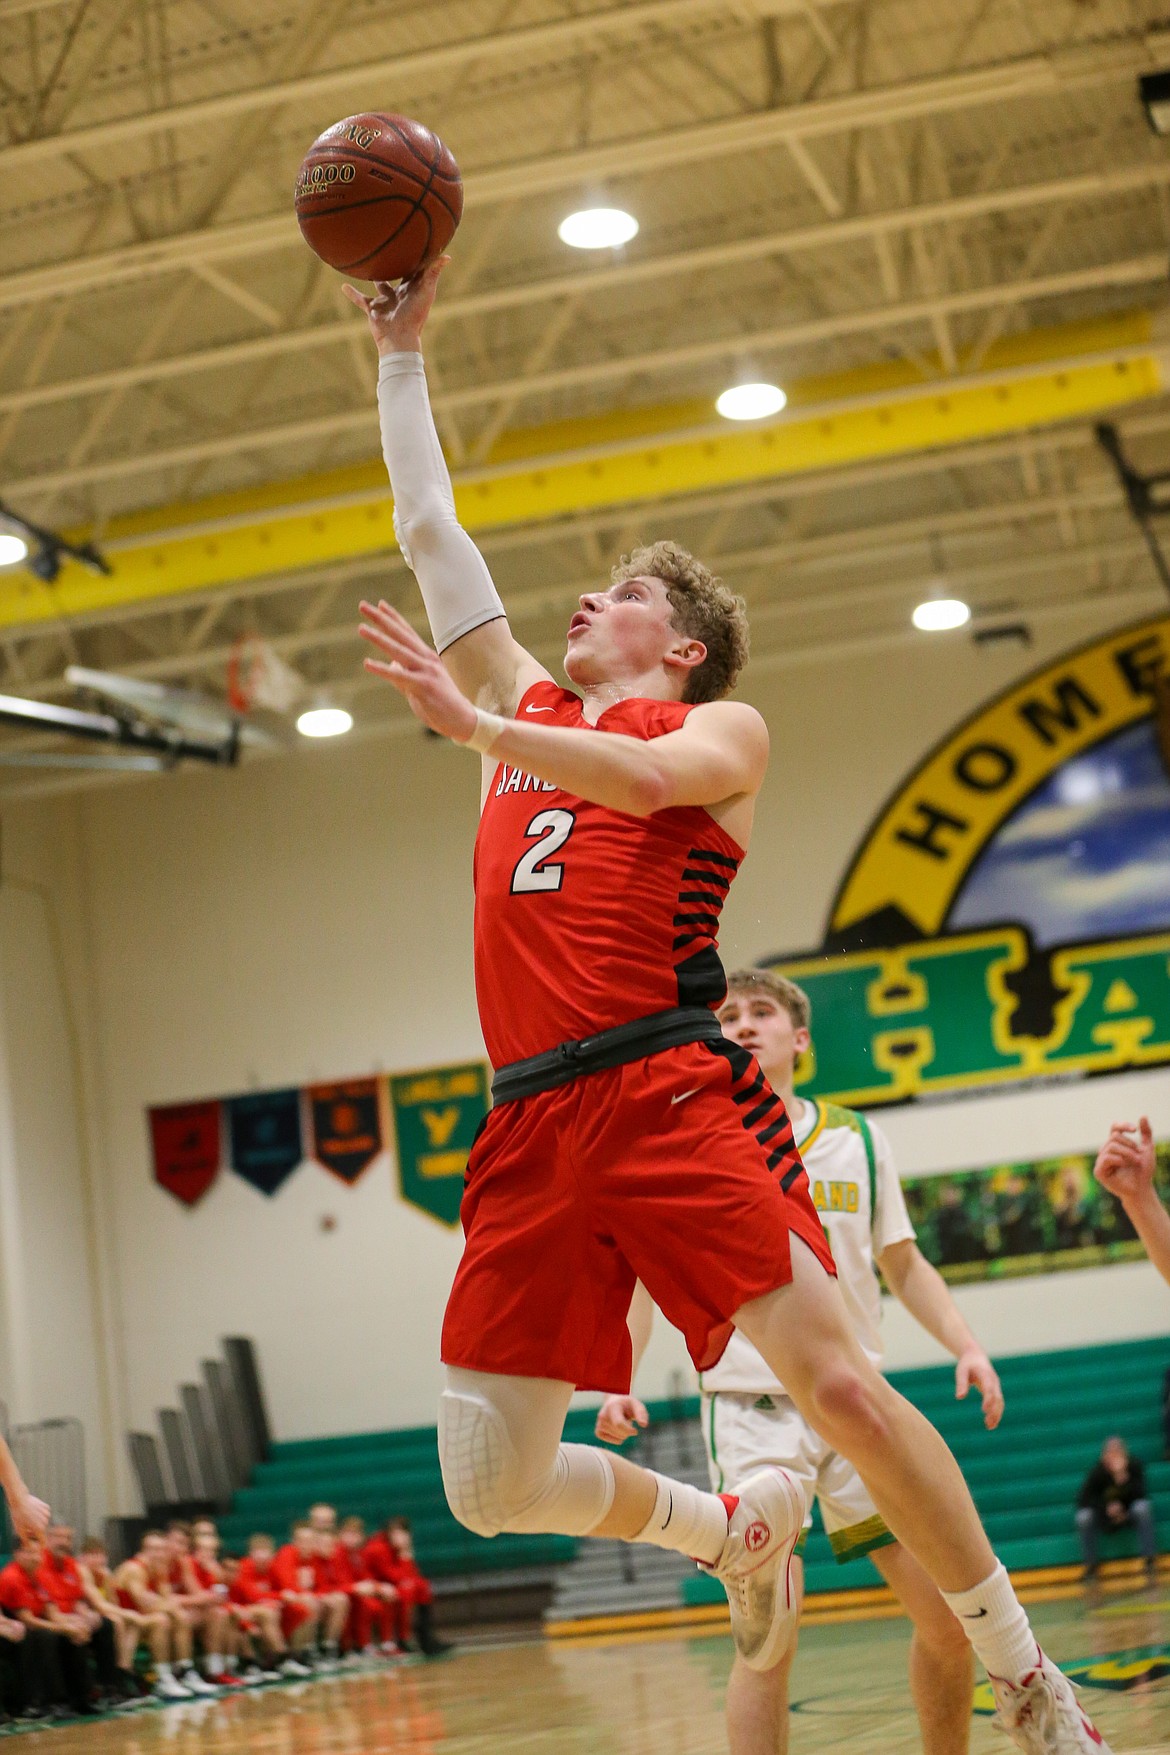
left=992, top=1651, right=1112, bottom=1752
left=702, top=1467, right=805, bottom=1672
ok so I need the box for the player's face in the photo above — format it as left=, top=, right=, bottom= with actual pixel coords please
left=47, top=1524, right=72, bottom=1556
left=717, top=992, right=809, bottom=1085
left=563, top=575, right=701, bottom=691
left=250, top=1543, right=273, bottom=1571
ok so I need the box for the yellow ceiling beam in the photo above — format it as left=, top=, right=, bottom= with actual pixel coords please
left=3, top=312, right=1159, bottom=632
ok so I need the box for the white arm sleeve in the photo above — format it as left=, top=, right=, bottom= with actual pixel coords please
left=377, top=350, right=506, bottom=653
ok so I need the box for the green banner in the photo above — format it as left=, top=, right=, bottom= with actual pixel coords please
left=904, top=1138, right=1169, bottom=1284
left=389, top=1061, right=490, bottom=1228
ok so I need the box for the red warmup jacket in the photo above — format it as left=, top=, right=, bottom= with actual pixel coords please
left=233, top=1556, right=279, bottom=1605
left=271, top=1546, right=319, bottom=1596
left=0, top=1563, right=50, bottom=1619
left=37, top=1551, right=85, bottom=1615
left=331, top=1546, right=373, bottom=1590
left=363, top=1534, right=426, bottom=1588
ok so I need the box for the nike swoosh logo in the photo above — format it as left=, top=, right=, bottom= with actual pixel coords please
left=670, top=1088, right=701, bottom=1105
left=961, top=1608, right=988, bottom=1619
left=525, top=704, right=556, bottom=713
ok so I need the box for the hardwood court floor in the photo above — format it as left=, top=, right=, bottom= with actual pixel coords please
left=18, top=1594, right=1170, bottom=1755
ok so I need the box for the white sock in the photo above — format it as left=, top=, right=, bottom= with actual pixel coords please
left=205, top=1653, right=222, bottom=1673
left=633, top=1472, right=729, bottom=1564
left=157, top=1662, right=172, bottom=1679
left=941, top=1562, right=1039, bottom=1682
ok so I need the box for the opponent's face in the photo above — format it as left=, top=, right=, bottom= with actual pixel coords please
left=717, top=991, right=809, bottom=1086
left=142, top=1534, right=168, bottom=1577
left=249, top=1541, right=273, bottom=1572
left=563, top=575, right=704, bottom=692
left=340, top=1527, right=363, bottom=1553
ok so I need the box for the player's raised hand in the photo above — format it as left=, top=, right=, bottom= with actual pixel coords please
left=359, top=599, right=476, bottom=742
left=955, top=1347, right=1004, bottom=1430
left=1093, top=1118, right=1156, bottom=1205
left=343, top=255, right=449, bottom=355
left=594, top=1395, right=650, bottom=1446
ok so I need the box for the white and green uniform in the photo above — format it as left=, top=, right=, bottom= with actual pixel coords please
left=700, top=1098, right=915, bottom=1565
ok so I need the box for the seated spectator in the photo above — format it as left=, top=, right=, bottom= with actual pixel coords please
left=190, top=1519, right=260, bottom=1686
left=364, top=1516, right=450, bottom=1657
left=308, top=1502, right=337, bottom=1537
left=77, top=1536, right=152, bottom=1701
left=0, top=1539, right=95, bottom=1716
left=165, top=1520, right=224, bottom=1687
left=271, top=1525, right=328, bottom=1665
left=0, top=1601, right=28, bottom=1723
left=1076, top=1436, right=1157, bottom=1582
left=308, top=1526, right=353, bottom=1664
left=335, top=1517, right=398, bottom=1657
left=113, top=1529, right=216, bottom=1700
left=234, top=1536, right=312, bottom=1677
left=38, top=1523, right=122, bottom=1705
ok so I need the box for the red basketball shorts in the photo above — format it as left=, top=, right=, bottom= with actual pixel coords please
left=441, top=1037, right=835, bottom=1392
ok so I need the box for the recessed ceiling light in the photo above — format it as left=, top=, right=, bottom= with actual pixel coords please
left=557, top=207, right=638, bottom=250
left=0, top=533, right=29, bottom=567
left=912, top=597, right=971, bottom=632
left=296, top=705, right=353, bottom=738
left=716, top=382, right=787, bottom=421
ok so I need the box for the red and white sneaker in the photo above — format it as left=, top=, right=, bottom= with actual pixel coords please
left=992, top=1651, right=1112, bottom=1753
left=700, top=1467, right=805, bottom=1672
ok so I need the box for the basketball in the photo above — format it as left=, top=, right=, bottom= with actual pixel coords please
left=294, top=112, right=463, bottom=282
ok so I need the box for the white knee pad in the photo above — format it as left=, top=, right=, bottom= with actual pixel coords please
left=438, top=1387, right=517, bottom=1538
left=438, top=1387, right=616, bottom=1540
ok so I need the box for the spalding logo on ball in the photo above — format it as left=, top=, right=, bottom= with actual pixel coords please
left=295, top=112, right=463, bottom=282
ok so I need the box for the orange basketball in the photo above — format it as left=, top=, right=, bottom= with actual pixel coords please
left=294, top=113, right=463, bottom=282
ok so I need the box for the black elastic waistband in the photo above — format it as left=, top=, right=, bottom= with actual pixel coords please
left=491, top=1006, right=724, bottom=1105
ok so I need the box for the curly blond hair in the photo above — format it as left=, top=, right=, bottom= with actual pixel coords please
left=611, top=540, right=749, bottom=703
left=723, top=967, right=811, bottom=1031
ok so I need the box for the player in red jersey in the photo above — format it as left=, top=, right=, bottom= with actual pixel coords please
left=374, top=1518, right=448, bottom=1658
left=347, top=263, right=1111, bottom=1755
left=234, top=1536, right=312, bottom=1676
left=336, top=1518, right=398, bottom=1656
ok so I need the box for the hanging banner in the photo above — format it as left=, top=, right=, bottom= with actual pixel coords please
left=228, top=1089, right=304, bottom=1196
left=149, top=1101, right=222, bottom=1207
left=309, top=1079, right=383, bottom=1184
left=389, top=1062, right=489, bottom=1227
left=903, top=1135, right=1169, bottom=1284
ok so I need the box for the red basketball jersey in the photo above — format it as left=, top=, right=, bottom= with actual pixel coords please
left=473, top=682, right=742, bottom=1067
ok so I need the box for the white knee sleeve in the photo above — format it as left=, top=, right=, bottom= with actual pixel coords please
left=438, top=1380, right=616, bottom=1540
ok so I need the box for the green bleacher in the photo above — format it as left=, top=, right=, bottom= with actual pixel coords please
left=684, top=1332, right=1170, bottom=1606
left=214, top=1335, right=1168, bottom=1599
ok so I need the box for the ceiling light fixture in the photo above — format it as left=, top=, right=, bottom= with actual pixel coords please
left=0, top=533, right=29, bottom=568
left=557, top=207, right=638, bottom=250
left=296, top=705, right=353, bottom=739
left=912, top=597, right=971, bottom=633
left=716, top=381, right=787, bottom=421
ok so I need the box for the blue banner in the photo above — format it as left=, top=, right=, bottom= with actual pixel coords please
left=228, top=1089, right=304, bottom=1196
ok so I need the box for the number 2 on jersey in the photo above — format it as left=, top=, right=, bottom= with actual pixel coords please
left=511, top=808, right=576, bottom=894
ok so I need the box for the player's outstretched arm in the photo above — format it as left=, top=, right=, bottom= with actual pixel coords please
left=345, top=263, right=551, bottom=716
left=878, top=1239, right=1004, bottom=1429
left=595, top=1283, right=654, bottom=1445
left=0, top=1439, right=48, bottom=1546
left=359, top=602, right=768, bottom=813
left=1095, top=1117, right=1170, bottom=1283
